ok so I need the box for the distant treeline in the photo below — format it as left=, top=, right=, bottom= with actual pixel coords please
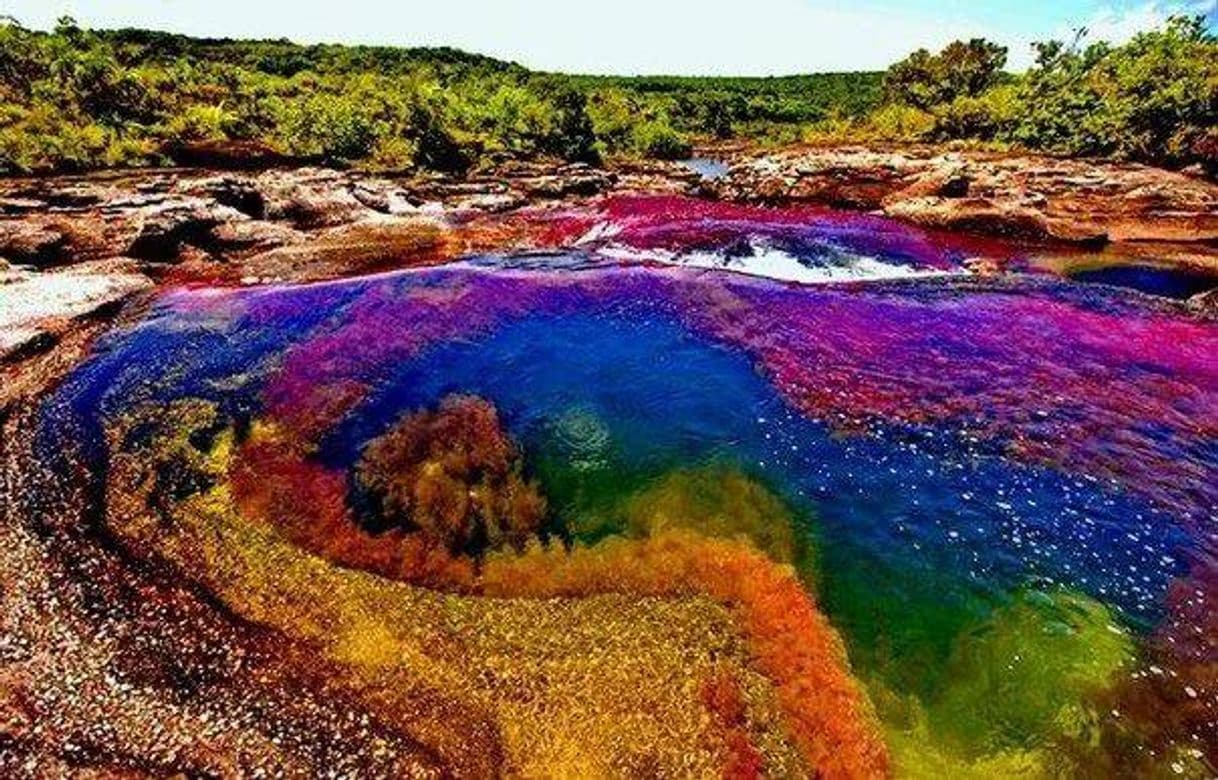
left=0, top=17, right=1213, bottom=174
left=819, top=17, right=1217, bottom=173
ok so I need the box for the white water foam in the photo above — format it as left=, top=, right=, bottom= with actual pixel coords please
left=598, top=240, right=961, bottom=285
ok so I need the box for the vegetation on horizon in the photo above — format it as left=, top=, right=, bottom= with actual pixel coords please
left=0, top=15, right=1214, bottom=174
left=819, top=17, right=1217, bottom=173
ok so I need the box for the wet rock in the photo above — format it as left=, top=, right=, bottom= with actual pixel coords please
left=962, top=256, right=1003, bottom=276
left=1189, top=288, right=1218, bottom=317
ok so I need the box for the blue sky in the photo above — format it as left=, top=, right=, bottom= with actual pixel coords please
left=3, top=0, right=1215, bottom=74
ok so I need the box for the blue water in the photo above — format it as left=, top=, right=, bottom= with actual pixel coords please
left=318, top=309, right=1192, bottom=639
left=1071, top=265, right=1217, bottom=300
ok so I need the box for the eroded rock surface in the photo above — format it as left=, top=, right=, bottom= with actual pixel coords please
left=716, top=146, right=1218, bottom=250
left=0, top=260, right=152, bottom=366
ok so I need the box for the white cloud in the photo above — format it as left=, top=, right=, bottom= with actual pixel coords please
left=1070, top=0, right=1215, bottom=44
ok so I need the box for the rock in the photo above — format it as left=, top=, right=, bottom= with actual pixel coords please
left=517, top=170, right=613, bottom=199
left=1189, top=288, right=1218, bottom=316
left=883, top=197, right=1061, bottom=241
left=126, top=199, right=248, bottom=261
left=255, top=168, right=379, bottom=229
left=206, top=219, right=305, bottom=255
left=164, top=139, right=299, bottom=170
left=350, top=179, right=420, bottom=215
left=0, top=261, right=152, bottom=362
left=236, top=216, right=452, bottom=283
left=717, top=147, right=1218, bottom=246
left=451, top=192, right=527, bottom=213
left=962, top=256, right=1003, bottom=276
left=182, top=175, right=267, bottom=218
left=0, top=220, right=68, bottom=267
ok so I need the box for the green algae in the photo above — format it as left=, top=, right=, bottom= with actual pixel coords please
left=930, top=588, right=1135, bottom=756
left=622, top=466, right=804, bottom=566
left=865, top=586, right=1139, bottom=778
left=818, top=541, right=994, bottom=699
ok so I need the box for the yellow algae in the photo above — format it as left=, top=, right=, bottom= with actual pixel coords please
left=622, top=465, right=804, bottom=567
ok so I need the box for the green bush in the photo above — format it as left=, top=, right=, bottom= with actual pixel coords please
left=632, top=119, right=692, bottom=160
left=932, top=85, right=1020, bottom=141
left=0, top=15, right=1212, bottom=174
left=273, top=93, right=380, bottom=162
left=161, top=103, right=238, bottom=144
left=884, top=39, right=1008, bottom=111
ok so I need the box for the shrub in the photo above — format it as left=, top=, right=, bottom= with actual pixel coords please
left=932, top=85, right=1020, bottom=141
left=883, top=39, right=1008, bottom=111
left=632, top=119, right=692, bottom=160
left=274, top=93, right=380, bottom=162
left=161, top=103, right=238, bottom=143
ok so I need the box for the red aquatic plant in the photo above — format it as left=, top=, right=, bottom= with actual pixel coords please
left=230, top=427, right=478, bottom=589
left=702, top=669, right=766, bottom=780
left=480, top=531, right=890, bottom=779
left=356, top=395, right=547, bottom=556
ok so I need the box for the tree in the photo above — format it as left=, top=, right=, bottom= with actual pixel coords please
left=883, top=38, right=1008, bottom=110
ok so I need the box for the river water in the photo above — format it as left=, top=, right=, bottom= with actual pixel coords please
left=35, top=195, right=1217, bottom=775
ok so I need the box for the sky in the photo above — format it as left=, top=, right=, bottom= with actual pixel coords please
left=2, top=0, right=1216, bottom=75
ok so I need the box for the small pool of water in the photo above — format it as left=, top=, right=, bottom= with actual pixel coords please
left=1069, top=263, right=1218, bottom=299
left=678, top=157, right=730, bottom=179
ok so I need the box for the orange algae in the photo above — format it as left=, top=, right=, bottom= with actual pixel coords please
left=356, top=395, right=547, bottom=555
left=227, top=428, right=887, bottom=775
left=103, top=409, right=818, bottom=775
left=483, top=531, right=890, bottom=779
left=703, top=668, right=768, bottom=780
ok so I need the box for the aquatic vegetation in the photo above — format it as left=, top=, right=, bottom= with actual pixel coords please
left=23, top=195, right=1218, bottom=775
left=356, top=394, right=546, bottom=555
left=929, top=589, right=1135, bottom=755
left=622, top=465, right=805, bottom=568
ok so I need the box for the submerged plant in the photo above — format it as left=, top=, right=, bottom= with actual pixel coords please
left=356, top=394, right=547, bottom=556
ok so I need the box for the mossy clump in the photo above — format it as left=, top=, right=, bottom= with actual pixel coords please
left=356, top=394, right=547, bottom=555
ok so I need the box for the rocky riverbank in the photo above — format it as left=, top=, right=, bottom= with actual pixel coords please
left=714, top=145, right=1218, bottom=265
left=4, top=147, right=1218, bottom=405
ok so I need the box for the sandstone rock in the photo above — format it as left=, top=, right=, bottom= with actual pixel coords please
left=206, top=219, right=305, bottom=255
left=0, top=220, right=68, bottom=266
left=718, top=147, right=1218, bottom=246
left=1189, top=288, right=1218, bottom=317
left=350, top=179, right=420, bottom=215
left=237, top=216, right=452, bottom=283
left=126, top=199, right=248, bottom=261
left=0, top=262, right=152, bottom=362
left=255, top=168, right=378, bottom=229
left=962, top=256, right=1003, bottom=276
left=164, top=138, right=298, bottom=170
left=451, top=192, right=528, bottom=213
left=182, top=175, right=267, bottom=218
